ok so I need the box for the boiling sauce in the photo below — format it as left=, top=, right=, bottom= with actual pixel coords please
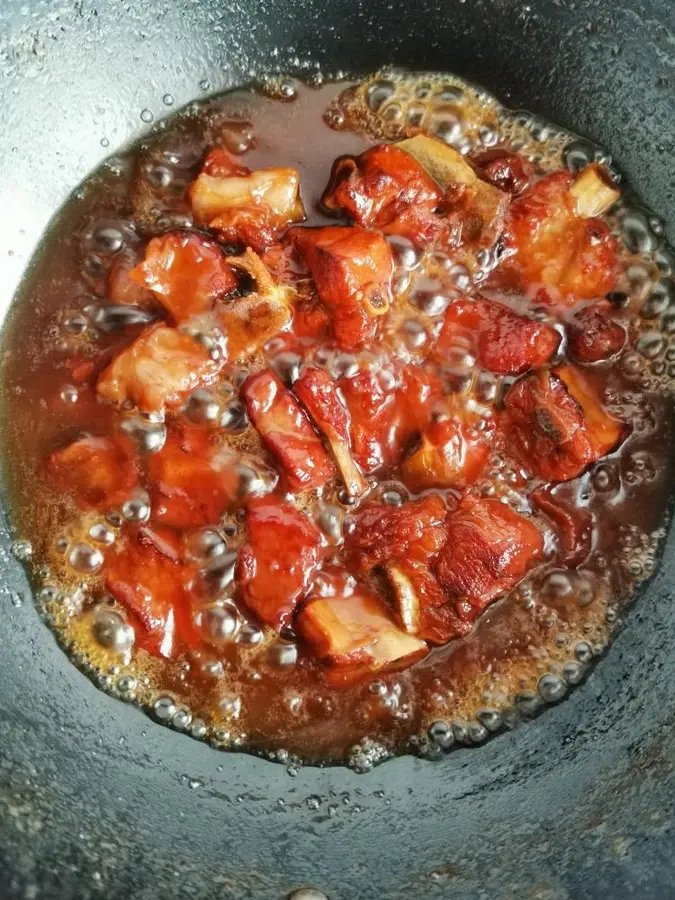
left=0, top=73, right=672, bottom=768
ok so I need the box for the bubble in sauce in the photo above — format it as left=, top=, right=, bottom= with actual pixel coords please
left=402, top=319, right=427, bottom=350
left=621, top=210, right=659, bottom=254
left=67, top=542, right=104, bottom=574
left=219, top=693, right=242, bottom=719
left=88, top=523, right=116, bottom=546
left=198, top=604, right=239, bottom=642
left=121, top=494, right=151, bottom=523
left=477, top=709, right=502, bottom=733
left=429, top=106, right=463, bottom=144
left=316, top=504, right=343, bottom=542
left=91, top=304, right=157, bottom=332
left=268, top=641, right=298, bottom=668
left=538, top=673, right=568, bottom=703
left=386, top=235, right=422, bottom=270
left=153, top=695, right=176, bottom=721
left=515, top=691, right=542, bottom=716
left=172, top=706, right=193, bottom=730
left=117, top=674, right=137, bottom=694
left=184, top=527, right=227, bottom=562
left=190, top=718, right=207, bottom=739
left=92, top=609, right=134, bottom=651
left=220, top=401, right=248, bottom=432
left=409, top=279, right=452, bottom=316
left=194, top=551, right=237, bottom=600
left=272, top=352, right=302, bottom=385
left=428, top=720, right=454, bottom=750
left=11, top=540, right=32, bottom=561
left=59, top=385, right=79, bottom=404
left=183, top=388, right=221, bottom=423
left=237, top=623, right=264, bottom=647
left=120, top=415, right=167, bottom=453
left=200, top=658, right=224, bottom=678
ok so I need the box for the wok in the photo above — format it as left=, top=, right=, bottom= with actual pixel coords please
left=1, top=1, right=674, bottom=897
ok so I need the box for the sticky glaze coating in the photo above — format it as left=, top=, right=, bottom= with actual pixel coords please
left=0, top=74, right=672, bottom=766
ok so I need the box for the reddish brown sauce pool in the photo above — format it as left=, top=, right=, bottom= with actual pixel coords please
left=0, top=72, right=673, bottom=769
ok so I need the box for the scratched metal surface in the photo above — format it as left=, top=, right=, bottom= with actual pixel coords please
left=0, top=0, right=674, bottom=897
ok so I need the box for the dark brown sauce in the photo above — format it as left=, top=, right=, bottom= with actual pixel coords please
left=0, top=73, right=672, bottom=768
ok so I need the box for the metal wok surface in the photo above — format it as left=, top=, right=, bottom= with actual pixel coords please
left=0, top=1, right=674, bottom=897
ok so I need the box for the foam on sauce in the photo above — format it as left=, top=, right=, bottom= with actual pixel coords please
left=0, top=71, right=673, bottom=769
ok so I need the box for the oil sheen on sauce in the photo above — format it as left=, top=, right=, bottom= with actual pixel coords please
left=0, top=72, right=673, bottom=770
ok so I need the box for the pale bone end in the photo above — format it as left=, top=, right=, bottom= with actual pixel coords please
left=569, top=163, right=620, bottom=217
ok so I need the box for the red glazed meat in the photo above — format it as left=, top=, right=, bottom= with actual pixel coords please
left=294, top=366, right=367, bottom=497
left=46, top=435, right=138, bottom=511
left=504, top=365, right=625, bottom=482
left=105, top=526, right=200, bottom=659
left=495, top=171, right=618, bottom=302
left=567, top=302, right=626, bottom=364
left=129, top=231, right=237, bottom=323
left=345, top=494, right=449, bottom=574
left=289, top=226, right=394, bottom=349
left=242, top=368, right=335, bottom=492
left=97, top=324, right=222, bottom=413
left=436, top=296, right=560, bottom=375
left=237, top=499, right=323, bottom=631
left=434, top=497, right=544, bottom=611
left=147, top=426, right=242, bottom=529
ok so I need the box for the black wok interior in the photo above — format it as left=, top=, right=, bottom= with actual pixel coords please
left=0, top=1, right=674, bottom=897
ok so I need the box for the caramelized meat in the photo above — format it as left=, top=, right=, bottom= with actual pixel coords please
left=495, top=171, right=618, bottom=302
left=567, top=302, right=626, bottom=364
left=322, top=143, right=443, bottom=241
left=291, top=297, right=332, bottom=341
left=105, top=527, right=200, bottom=659
left=108, top=249, right=153, bottom=307
left=472, top=147, right=534, bottom=195
left=337, top=364, right=435, bottom=475
left=556, top=363, right=627, bottom=459
left=381, top=202, right=459, bottom=249
left=242, top=369, right=335, bottom=492
left=237, top=499, right=322, bottom=631
left=505, top=365, right=625, bottom=482
left=397, top=364, right=444, bottom=436
left=147, top=426, right=241, bottom=529
left=190, top=149, right=305, bottom=250
left=435, top=497, right=543, bottom=611
left=294, top=366, right=367, bottom=497
left=97, top=324, right=222, bottom=413
left=297, top=588, right=427, bottom=679
left=260, top=240, right=301, bottom=284
left=345, top=494, right=448, bottom=574
left=218, top=249, right=293, bottom=361
left=289, top=226, right=394, bottom=349
left=210, top=207, right=277, bottom=255
left=338, top=369, right=399, bottom=474
left=335, top=364, right=440, bottom=478
left=401, top=413, right=491, bottom=492
left=129, top=231, right=237, bottom=323
left=531, top=485, right=592, bottom=566
left=436, top=296, right=560, bottom=375
left=386, top=560, right=472, bottom=644
left=46, top=435, right=138, bottom=510
left=396, top=134, right=509, bottom=249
